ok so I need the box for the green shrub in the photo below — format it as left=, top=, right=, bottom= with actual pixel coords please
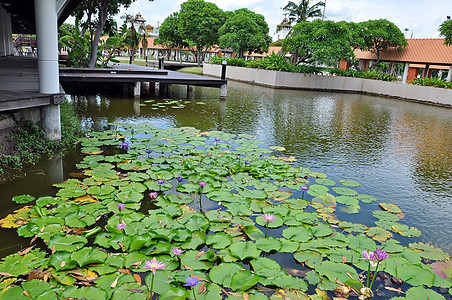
left=329, top=68, right=396, bottom=82
left=412, top=77, right=452, bottom=88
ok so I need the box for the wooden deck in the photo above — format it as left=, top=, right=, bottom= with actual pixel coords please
left=0, top=57, right=64, bottom=112
left=0, top=57, right=227, bottom=112
left=60, top=63, right=227, bottom=88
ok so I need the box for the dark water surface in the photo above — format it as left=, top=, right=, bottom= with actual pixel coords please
left=1, top=80, right=451, bottom=259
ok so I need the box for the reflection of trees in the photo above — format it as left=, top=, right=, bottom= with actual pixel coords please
left=392, top=110, right=452, bottom=196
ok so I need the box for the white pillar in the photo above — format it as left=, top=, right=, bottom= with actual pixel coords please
left=402, top=62, right=409, bottom=84
left=133, top=82, right=141, bottom=97
left=220, top=84, right=227, bottom=99
left=447, top=66, right=452, bottom=82
left=6, top=9, right=12, bottom=55
left=34, top=0, right=60, bottom=94
left=35, top=0, right=62, bottom=141
left=0, top=7, right=6, bottom=56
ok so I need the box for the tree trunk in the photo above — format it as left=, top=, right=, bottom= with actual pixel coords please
left=179, top=45, right=182, bottom=64
left=87, top=0, right=110, bottom=68
left=196, top=48, right=201, bottom=67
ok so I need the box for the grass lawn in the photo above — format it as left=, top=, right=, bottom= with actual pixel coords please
left=177, top=67, right=203, bottom=75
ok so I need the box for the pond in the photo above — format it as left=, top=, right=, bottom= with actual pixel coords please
left=0, top=80, right=451, bottom=298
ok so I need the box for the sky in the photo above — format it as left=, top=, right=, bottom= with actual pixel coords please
left=113, top=0, right=452, bottom=41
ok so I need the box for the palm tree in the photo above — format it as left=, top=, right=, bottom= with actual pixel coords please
left=282, top=0, right=325, bottom=24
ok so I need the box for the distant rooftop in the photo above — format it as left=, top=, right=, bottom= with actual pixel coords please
left=354, top=39, right=452, bottom=65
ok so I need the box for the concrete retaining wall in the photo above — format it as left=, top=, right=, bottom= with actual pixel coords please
left=204, top=64, right=452, bottom=107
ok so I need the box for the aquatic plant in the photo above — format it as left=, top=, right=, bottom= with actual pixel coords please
left=0, top=124, right=451, bottom=299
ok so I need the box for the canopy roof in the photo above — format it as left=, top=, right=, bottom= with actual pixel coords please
left=0, top=0, right=81, bottom=34
left=354, top=39, right=452, bottom=66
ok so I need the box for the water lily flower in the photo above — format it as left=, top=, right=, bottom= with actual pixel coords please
left=117, top=203, right=125, bottom=211
left=144, top=258, right=166, bottom=275
left=176, top=176, right=184, bottom=182
left=360, top=250, right=377, bottom=267
left=184, top=276, right=200, bottom=287
left=245, top=161, right=250, bottom=165
left=214, top=138, right=221, bottom=142
left=157, top=179, right=166, bottom=185
left=263, top=213, right=275, bottom=223
left=199, top=181, right=206, bottom=188
left=145, top=150, right=152, bottom=154
left=121, top=142, right=129, bottom=149
left=149, top=192, right=158, bottom=199
left=172, top=247, right=183, bottom=256
left=374, top=249, right=389, bottom=261
left=117, top=221, right=126, bottom=230
left=300, top=186, right=309, bottom=192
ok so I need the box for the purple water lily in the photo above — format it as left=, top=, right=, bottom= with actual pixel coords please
left=375, top=249, right=389, bottom=261
left=121, top=142, right=130, bottom=149
left=149, top=192, right=158, bottom=199
left=199, top=181, right=206, bottom=188
left=157, top=179, right=166, bottom=185
left=144, top=258, right=165, bottom=275
left=245, top=161, right=250, bottom=165
left=117, top=221, right=126, bottom=230
left=263, top=213, right=275, bottom=223
left=300, top=186, right=309, bottom=192
left=172, top=247, right=183, bottom=256
left=176, top=176, right=184, bottom=182
left=117, top=203, right=125, bottom=211
left=184, top=276, right=200, bottom=287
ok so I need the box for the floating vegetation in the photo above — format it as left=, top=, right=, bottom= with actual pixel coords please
left=0, top=123, right=451, bottom=299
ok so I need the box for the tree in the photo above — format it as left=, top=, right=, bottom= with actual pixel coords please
left=439, top=19, right=452, bottom=46
left=72, top=0, right=154, bottom=68
left=178, top=0, right=225, bottom=66
left=156, top=12, right=188, bottom=63
left=359, top=19, right=407, bottom=65
left=282, top=0, right=325, bottom=24
left=283, top=20, right=354, bottom=65
left=122, top=14, right=147, bottom=63
left=218, top=8, right=271, bottom=58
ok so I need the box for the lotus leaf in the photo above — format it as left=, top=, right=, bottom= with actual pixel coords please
left=22, top=279, right=57, bottom=299
left=12, top=194, right=35, bottom=204
left=379, top=202, right=402, bottom=214
left=256, top=237, right=282, bottom=252
left=243, top=225, right=265, bottom=240
left=366, top=226, right=393, bottom=242
left=48, top=234, right=88, bottom=252
left=408, top=242, right=450, bottom=261
left=49, top=251, right=78, bottom=271
left=0, top=249, right=46, bottom=276
left=282, top=226, right=313, bottom=243
left=315, top=178, right=336, bottom=186
left=392, top=224, right=422, bottom=237
left=206, top=232, right=232, bottom=249
left=431, top=261, right=452, bottom=280
left=0, top=206, right=33, bottom=228
left=230, top=270, right=259, bottom=291
left=209, top=262, right=242, bottom=287
left=294, top=250, right=323, bottom=268
left=315, top=260, right=359, bottom=284
left=229, top=241, right=261, bottom=260
left=332, top=187, right=358, bottom=196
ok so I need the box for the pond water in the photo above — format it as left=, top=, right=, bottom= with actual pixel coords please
left=1, top=80, right=451, bottom=260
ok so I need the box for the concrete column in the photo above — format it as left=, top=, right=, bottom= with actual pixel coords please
left=438, top=70, right=443, bottom=79
left=0, top=7, right=6, bottom=56
left=35, top=0, right=62, bottom=141
left=422, top=64, right=430, bottom=78
left=133, top=82, right=141, bottom=97
left=41, top=104, right=61, bottom=141
left=402, top=62, right=409, bottom=84
left=447, top=66, right=452, bottom=82
left=220, top=84, right=227, bottom=99
left=34, top=0, right=60, bottom=94
left=6, top=9, right=12, bottom=55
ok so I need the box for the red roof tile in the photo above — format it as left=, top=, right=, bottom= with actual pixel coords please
left=355, top=39, right=452, bottom=65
